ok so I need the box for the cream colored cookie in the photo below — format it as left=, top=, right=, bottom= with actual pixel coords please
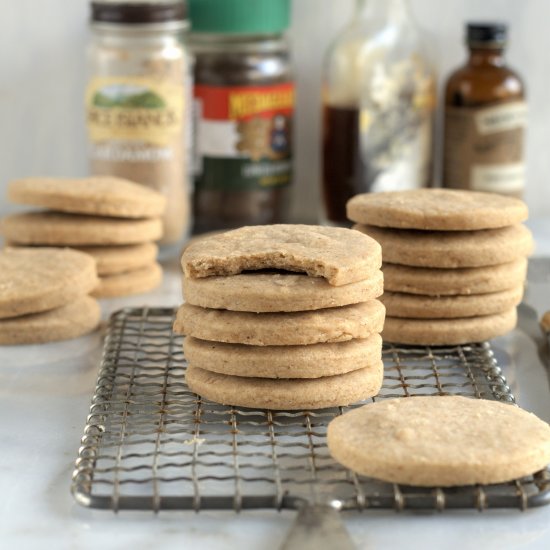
left=183, top=333, right=382, bottom=378
left=347, top=189, right=528, bottom=230
left=1, top=212, right=163, bottom=246
left=383, top=258, right=527, bottom=296
left=327, top=396, right=550, bottom=486
left=382, top=308, right=517, bottom=345
left=74, top=243, right=158, bottom=276
left=185, top=362, right=383, bottom=410
left=182, top=270, right=384, bottom=312
left=0, top=295, right=100, bottom=345
left=0, top=247, right=98, bottom=319
left=8, top=176, right=165, bottom=219
left=381, top=285, right=523, bottom=319
left=354, top=224, right=533, bottom=268
left=91, top=262, right=162, bottom=298
left=182, top=224, right=382, bottom=286
left=174, top=300, right=385, bottom=345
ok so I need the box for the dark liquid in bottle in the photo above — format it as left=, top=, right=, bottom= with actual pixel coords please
left=322, top=104, right=366, bottom=225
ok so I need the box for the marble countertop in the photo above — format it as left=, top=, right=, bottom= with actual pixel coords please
left=1, top=221, right=550, bottom=550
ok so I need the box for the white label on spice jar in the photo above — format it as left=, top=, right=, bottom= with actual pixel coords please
left=471, top=162, right=525, bottom=193
left=475, top=101, right=528, bottom=135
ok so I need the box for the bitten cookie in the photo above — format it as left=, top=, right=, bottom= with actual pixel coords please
left=182, top=224, right=382, bottom=286
left=185, top=363, right=384, bottom=410
left=347, top=189, right=528, bottom=231
left=91, top=263, right=163, bottom=298
left=174, top=300, right=385, bottom=345
left=327, top=396, right=550, bottom=486
left=0, top=295, right=101, bottom=345
left=0, top=247, right=98, bottom=319
left=8, top=176, right=166, bottom=219
left=182, top=270, right=384, bottom=312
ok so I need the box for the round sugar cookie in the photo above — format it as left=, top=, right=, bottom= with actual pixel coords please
left=381, top=285, right=523, bottom=319
left=382, top=258, right=527, bottom=296
left=347, top=189, right=528, bottom=230
left=327, top=396, right=550, bottom=486
left=8, top=177, right=165, bottom=219
left=2, top=212, right=163, bottom=246
left=354, top=224, right=533, bottom=268
left=382, top=308, right=517, bottom=346
left=74, top=243, right=158, bottom=276
left=183, top=334, right=382, bottom=378
left=182, top=270, right=384, bottom=312
left=174, top=300, right=385, bottom=345
left=182, top=224, right=382, bottom=286
left=0, top=295, right=100, bottom=345
left=185, top=363, right=384, bottom=410
left=91, top=262, right=162, bottom=298
left=0, top=247, right=98, bottom=319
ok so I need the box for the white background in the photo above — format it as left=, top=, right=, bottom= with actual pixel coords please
left=0, top=0, right=549, bottom=222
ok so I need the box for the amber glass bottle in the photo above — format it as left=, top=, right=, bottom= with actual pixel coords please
left=443, top=23, right=527, bottom=197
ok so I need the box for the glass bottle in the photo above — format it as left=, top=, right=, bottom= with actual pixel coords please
left=443, top=23, right=527, bottom=198
left=322, top=0, right=435, bottom=226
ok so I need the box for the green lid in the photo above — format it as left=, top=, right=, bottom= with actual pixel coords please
left=190, top=0, right=290, bottom=34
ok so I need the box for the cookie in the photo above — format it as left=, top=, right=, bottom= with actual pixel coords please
left=382, top=308, right=517, bottom=345
left=183, top=333, right=382, bottom=378
left=327, top=396, right=550, bottom=486
left=354, top=224, right=533, bottom=268
left=381, top=285, right=523, bottom=319
left=0, top=247, right=98, bottom=319
left=174, top=300, right=385, bottom=345
left=8, top=176, right=166, bottom=219
left=382, top=258, right=528, bottom=296
left=182, top=224, right=382, bottom=286
left=91, top=262, right=162, bottom=298
left=182, top=270, right=384, bottom=312
left=74, top=243, right=158, bottom=276
left=185, top=363, right=383, bottom=410
left=0, top=295, right=100, bottom=345
left=347, top=189, right=528, bottom=231
left=1, top=212, right=163, bottom=246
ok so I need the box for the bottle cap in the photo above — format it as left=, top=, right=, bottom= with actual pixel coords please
left=467, top=22, right=507, bottom=48
left=91, top=1, right=187, bottom=25
left=189, top=0, right=290, bottom=34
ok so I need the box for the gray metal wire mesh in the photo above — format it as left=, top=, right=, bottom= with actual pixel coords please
left=71, top=307, right=550, bottom=512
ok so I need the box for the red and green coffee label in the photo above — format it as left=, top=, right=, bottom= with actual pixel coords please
left=193, top=82, right=294, bottom=191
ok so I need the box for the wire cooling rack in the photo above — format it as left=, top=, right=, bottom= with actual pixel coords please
left=71, top=307, right=550, bottom=512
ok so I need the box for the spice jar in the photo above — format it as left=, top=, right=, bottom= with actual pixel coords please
left=189, top=0, right=294, bottom=234
left=87, top=1, right=192, bottom=245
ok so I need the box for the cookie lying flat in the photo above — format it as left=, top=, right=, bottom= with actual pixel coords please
left=185, top=363, right=383, bottom=410
left=74, top=243, right=158, bottom=276
left=175, top=301, right=385, bottom=345
left=382, top=308, right=517, bottom=345
left=354, top=224, right=533, bottom=268
left=327, top=396, right=550, bottom=486
left=383, top=258, right=528, bottom=296
left=91, top=262, right=162, bottom=298
left=183, top=334, right=382, bottom=378
left=2, top=212, right=163, bottom=246
left=182, top=270, right=384, bottom=312
left=8, top=176, right=165, bottom=219
left=182, top=224, right=382, bottom=286
left=381, top=285, right=523, bottom=319
left=0, top=295, right=100, bottom=345
left=347, top=189, right=528, bottom=231
left=0, top=248, right=98, bottom=319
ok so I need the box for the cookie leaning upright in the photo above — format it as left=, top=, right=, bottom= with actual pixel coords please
left=177, top=224, right=385, bottom=410
left=348, top=189, right=532, bottom=345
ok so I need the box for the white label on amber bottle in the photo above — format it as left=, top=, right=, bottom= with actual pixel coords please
left=471, top=162, right=525, bottom=193
left=475, top=102, right=528, bottom=135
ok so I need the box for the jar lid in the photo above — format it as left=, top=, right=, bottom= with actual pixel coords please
left=91, top=1, right=187, bottom=24
left=189, top=0, right=290, bottom=34
left=467, top=22, right=507, bottom=47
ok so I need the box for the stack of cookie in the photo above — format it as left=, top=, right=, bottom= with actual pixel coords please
left=347, top=189, right=533, bottom=345
left=174, top=225, right=385, bottom=410
left=0, top=248, right=100, bottom=345
left=1, top=177, right=165, bottom=298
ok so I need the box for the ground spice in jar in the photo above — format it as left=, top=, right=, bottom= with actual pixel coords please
left=189, top=0, right=294, bottom=234
left=87, top=1, right=192, bottom=245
